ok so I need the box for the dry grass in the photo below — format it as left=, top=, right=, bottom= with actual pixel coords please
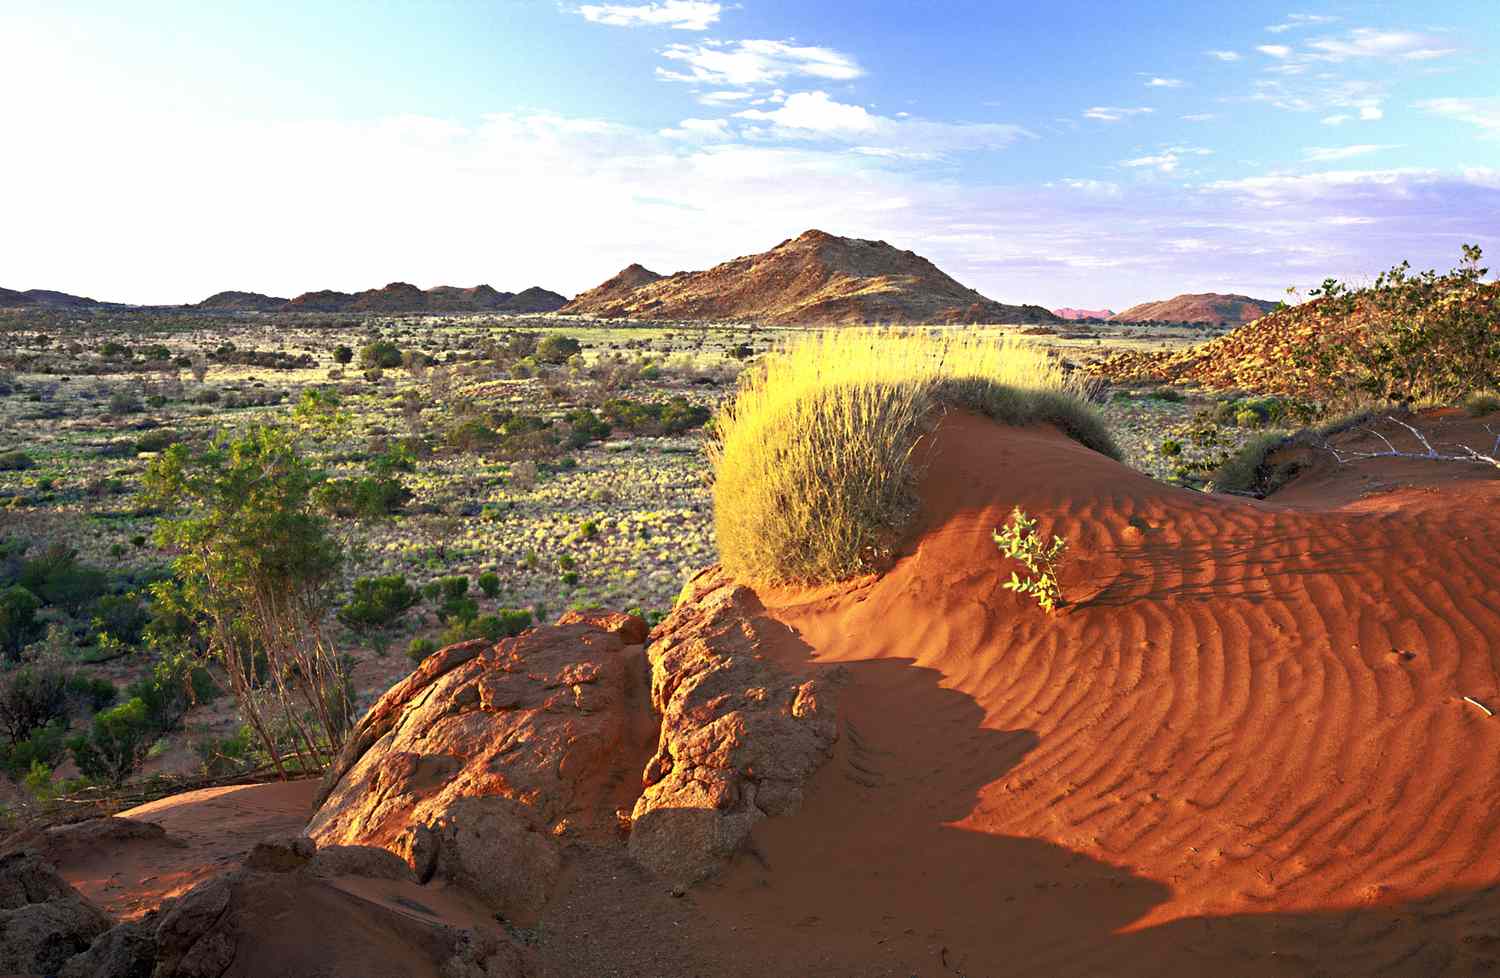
left=709, top=330, right=1117, bottom=585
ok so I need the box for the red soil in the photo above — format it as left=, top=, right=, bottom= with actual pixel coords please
left=710, top=409, right=1500, bottom=975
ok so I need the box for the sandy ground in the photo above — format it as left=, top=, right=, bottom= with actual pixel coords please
left=46, top=410, right=1500, bottom=976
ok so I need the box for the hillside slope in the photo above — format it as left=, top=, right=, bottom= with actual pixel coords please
left=196, top=291, right=290, bottom=311
left=1111, top=292, right=1277, bottom=325
left=562, top=230, right=1058, bottom=325
left=284, top=283, right=567, bottom=314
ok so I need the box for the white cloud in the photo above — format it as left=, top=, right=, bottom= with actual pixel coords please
left=660, top=117, right=732, bottom=140
left=736, top=90, right=877, bottom=134
left=1052, top=178, right=1122, bottom=197
left=1206, top=50, right=1242, bottom=61
left=1359, top=104, right=1383, bottom=121
left=697, top=90, right=754, bottom=105
left=1083, top=105, right=1154, bottom=122
left=1257, top=44, right=1293, bottom=58
left=1321, top=114, right=1351, bottom=125
left=1303, top=144, right=1399, bottom=162
left=1418, top=97, right=1500, bottom=135
left=1266, top=13, right=1336, bottom=33
left=1306, top=28, right=1456, bottom=62
left=734, top=90, right=1030, bottom=154
left=1182, top=113, right=1217, bottom=122
left=1123, top=153, right=1180, bottom=173
left=577, top=1, right=720, bottom=30
left=1146, top=77, right=1184, bottom=88
left=658, top=39, right=862, bottom=86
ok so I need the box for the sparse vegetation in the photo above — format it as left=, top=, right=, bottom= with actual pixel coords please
left=993, top=507, right=1069, bottom=614
left=710, top=330, right=1115, bottom=585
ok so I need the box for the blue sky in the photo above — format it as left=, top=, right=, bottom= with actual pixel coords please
left=2, top=0, right=1498, bottom=308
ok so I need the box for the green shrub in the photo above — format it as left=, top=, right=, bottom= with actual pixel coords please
left=358, top=340, right=403, bottom=370
left=333, top=344, right=354, bottom=365
left=17, top=544, right=108, bottom=613
left=108, top=390, right=144, bottom=414
left=314, top=475, right=411, bottom=518
left=439, top=608, right=531, bottom=646
left=68, top=697, right=156, bottom=785
left=65, top=674, right=118, bottom=714
left=535, top=335, right=581, bottom=365
left=425, top=576, right=476, bottom=624
left=993, top=508, right=1068, bottom=614
left=477, top=572, right=501, bottom=598
left=406, top=637, right=439, bottom=663
left=563, top=409, right=611, bottom=447
left=0, top=666, right=68, bottom=744
left=0, top=586, right=43, bottom=660
left=338, top=575, right=421, bottom=631
left=0, top=450, right=35, bottom=471
left=195, top=726, right=257, bottom=777
left=1464, top=392, right=1500, bottom=417
left=2, top=723, right=67, bottom=778
left=92, top=592, right=150, bottom=646
left=127, top=650, right=211, bottom=733
left=1210, top=432, right=1295, bottom=497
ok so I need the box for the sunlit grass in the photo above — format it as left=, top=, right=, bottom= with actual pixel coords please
left=709, top=329, right=1118, bottom=586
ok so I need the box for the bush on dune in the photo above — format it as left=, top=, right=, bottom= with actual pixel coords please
left=710, top=330, right=1117, bottom=586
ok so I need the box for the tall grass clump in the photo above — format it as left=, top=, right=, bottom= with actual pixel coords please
left=710, top=330, right=1117, bottom=586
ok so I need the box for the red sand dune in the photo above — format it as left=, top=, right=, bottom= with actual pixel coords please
left=45, top=410, right=1500, bottom=976
left=712, top=410, right=1500, bottom=974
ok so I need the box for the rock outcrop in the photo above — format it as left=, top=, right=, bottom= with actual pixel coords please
left=561, top=229, right=1059, bottom=325
left=305, top=612, right=654, bottom=919
left=1110, top=292, right=1277, bottom=325
left=283, top=282, right=568, bottom=314
left=629, top=568, right=842, bottom=884
left=0, top=849, right=113, bottom=975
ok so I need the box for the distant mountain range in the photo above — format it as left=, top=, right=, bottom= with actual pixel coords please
left=561, top=230, right=1059, bottom=325
left=1110, top=293, right=1277, bottom=325
left=0, top=283, right=568, bottom=314
left=1053, top=307, right=1115, bottom=321
left=0, top=287, right=112, bottom=309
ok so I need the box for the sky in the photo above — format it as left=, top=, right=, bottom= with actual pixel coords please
left=2, top=0, right=1498, bottom=309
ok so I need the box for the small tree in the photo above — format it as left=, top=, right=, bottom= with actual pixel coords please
left=993, top=507, right=1069, bottom=614
left=146, top=425, right=351, bottom=776
left=0, top=586, right=43, bottom=661
left=358, top=341, right=403, bottom=370
left=332, top=344, right=354, bottom=365
left=68, top=697, right=155, bottom=786
left=536, top=335, right=581, bottom=365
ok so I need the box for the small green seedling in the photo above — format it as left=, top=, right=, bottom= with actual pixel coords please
left=993, top=507, right=1068, bottom=614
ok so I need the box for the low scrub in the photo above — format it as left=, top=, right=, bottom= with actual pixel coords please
left=711, top=330, right=1117, bottom=585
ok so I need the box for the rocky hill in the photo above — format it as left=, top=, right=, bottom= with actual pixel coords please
left=195, top=290, right=290, bottom=311
left=562, top=263, right=664, bottom=317
left=0, top=287, right=109, bottom=309
left=561, top=230, right=1059, bottom=325
left=283, top=283, right=567, bottom=314
left=1111, top=292, right=1277, bottom=325
left=1053, top=307, right=1114, bottom=321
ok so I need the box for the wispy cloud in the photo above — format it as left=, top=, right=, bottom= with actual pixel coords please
left=1303, top=144, right=1399, bottom=162
left=1206, top=50, right=1242, bottom=61
left=658, top=39, right=862, bottom=86
left=1257, top=44, right=1292, bottom=58
left=1266, top=13, right=1336, bottom=34
left=1306, top=28, right=1456, bottom=62
left=1122, top=153, right=1181, bottom=173
left=1417, top=97, right=1500, bottom=135
left=577, top=1, right=721, bottom=30
left=734, top=90, right=1030, bottom=154
left=1182, top=113, right=1217, bottom=122
left=1083, top=105, right=1154, bottom=122
left=1145, top=76, right=1184, bottom=88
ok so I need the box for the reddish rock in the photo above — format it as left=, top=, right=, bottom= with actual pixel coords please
left=628, top=567, right=842, bottom=884
left=306, top=615, right=653, bottom=920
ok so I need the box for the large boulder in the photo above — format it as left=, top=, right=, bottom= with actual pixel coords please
left=306, top=612, right=653, bottom=920
left=0, top=849, right=113, bottom=975
left=628, top=568, right=842, bottom=884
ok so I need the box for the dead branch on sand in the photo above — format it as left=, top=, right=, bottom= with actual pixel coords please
left=1322, top=417, right=1500, bottom=469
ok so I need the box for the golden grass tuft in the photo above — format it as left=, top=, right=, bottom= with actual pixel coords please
left=709, top=330, right=1118, bottom=586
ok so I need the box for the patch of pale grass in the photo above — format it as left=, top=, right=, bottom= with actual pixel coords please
left=710, top=330, right=1118, bottom=586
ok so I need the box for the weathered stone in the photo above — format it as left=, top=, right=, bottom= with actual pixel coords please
left=629, top=567, right=841, bottom=884
left=59, top=916, right=158, bottom=978
left=306, top=615, right=652, bottom=919
left=243, top=834, right=316, bottom=873
left=0, top=850, right=113, bottom=975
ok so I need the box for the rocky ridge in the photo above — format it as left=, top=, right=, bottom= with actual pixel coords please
left=561, top=229, right=1059, bottom=325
